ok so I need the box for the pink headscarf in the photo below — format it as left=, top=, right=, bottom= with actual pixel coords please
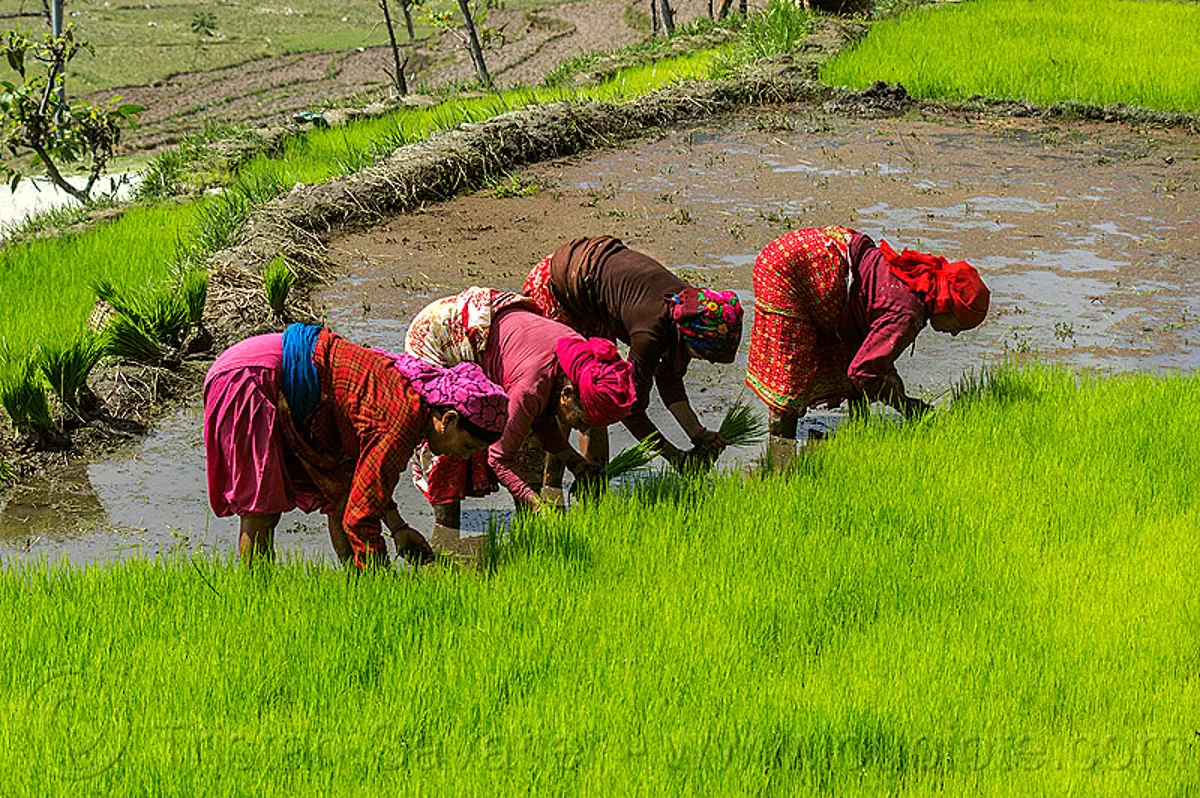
left=373, top=349, right=508, bottom=435
left=555, top=337, right=636, bottom=427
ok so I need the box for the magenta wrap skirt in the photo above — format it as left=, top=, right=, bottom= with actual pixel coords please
left=203, top=333, right=324, bottom=517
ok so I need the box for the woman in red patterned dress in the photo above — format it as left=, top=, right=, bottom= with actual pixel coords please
left=747, top=226, right=990, bottom=460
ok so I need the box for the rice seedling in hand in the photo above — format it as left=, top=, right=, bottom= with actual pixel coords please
left=717, top=402, right=767, bottom=448
left=604, top=432, right=662, bottom=481
left=38, top=334, right=104, bottom=418
left=263, top=255, right=296, bottom=321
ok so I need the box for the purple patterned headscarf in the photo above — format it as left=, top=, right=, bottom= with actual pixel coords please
left=374, top=349, right=508, bottom=435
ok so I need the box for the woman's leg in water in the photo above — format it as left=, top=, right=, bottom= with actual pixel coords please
left=767, top=408, right=800, bottom=468
left=239, top=513, right=282, bottom=564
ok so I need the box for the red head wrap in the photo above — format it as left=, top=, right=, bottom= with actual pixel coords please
left=879, top=240, right=990, bottom=329
left=555, top=337, right=636, bottom=427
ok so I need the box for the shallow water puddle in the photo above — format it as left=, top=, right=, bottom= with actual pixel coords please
left=5, top=109, right=1198, bottom=563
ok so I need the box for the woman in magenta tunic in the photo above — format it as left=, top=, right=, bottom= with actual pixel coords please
left=406, top=287, right=637, bottom=527
left=747, top=226, right=990, bottom=455
left=204, top=324, right=508, bottom=567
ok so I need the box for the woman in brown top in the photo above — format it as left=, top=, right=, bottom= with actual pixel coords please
left=524, top=236, right=744, bottom=476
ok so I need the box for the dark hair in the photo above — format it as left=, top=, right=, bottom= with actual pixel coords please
left=432, top=406, right=502, bottom=446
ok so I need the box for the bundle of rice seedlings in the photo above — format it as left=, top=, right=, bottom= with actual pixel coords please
left=603, top=432, right=662, bottom=481
left=92, top=278, right=193, bottom=356
left=0, top=356, right=55, bottom=435
left=717, top=402, right=767, bottom=448
left=38, top=334, right=104, bottom=414
left=101, top=314, right=168, bottom=365
left=263, top=255, right=296, bottom=319
left=180, top=267, right=209, bottom=328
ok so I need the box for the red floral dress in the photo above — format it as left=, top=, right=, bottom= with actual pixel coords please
left=746, top=226, right=858, bottom=412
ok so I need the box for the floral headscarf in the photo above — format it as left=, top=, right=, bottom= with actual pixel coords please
left=668, top=287, right=744, bottom=363
left=374, top=349, right=508, bottom=435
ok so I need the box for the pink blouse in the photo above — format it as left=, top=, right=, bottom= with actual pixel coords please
left=481, top=308, right=574, bottom=504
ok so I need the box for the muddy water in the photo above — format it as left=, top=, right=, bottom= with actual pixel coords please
left=5, top=109, right=1198, bottom=564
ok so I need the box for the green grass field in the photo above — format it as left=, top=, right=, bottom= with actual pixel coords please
left=0, top=0, right=593, bottom=93
left=2, top=366, right=1198, bottom=793
left=0, top=0, right=436, bottom=93
left=822, top=0, right=1200, bottom=112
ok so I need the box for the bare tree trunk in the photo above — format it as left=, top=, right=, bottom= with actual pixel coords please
left=40, top=0, right=50, bottom=26
left=717, top=0, right=733, bottom=18
left=708, top=0, right=714, bottom=20
left=651, top=0, right=659, bottom=37
left=657, top=0, right=675, bottom=34
left=379, top=0, right=409, bottom=95
left=456, top=0, right=491, bottom=87
left=738, top=0, right=747, bottom=15
left=401, top=0, right=415, bottom=40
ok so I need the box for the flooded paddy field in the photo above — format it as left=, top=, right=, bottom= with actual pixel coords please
left=5, top=107, right=1197, bottom=565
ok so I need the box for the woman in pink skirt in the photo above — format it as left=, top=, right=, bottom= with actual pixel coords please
left=203, top=323, right=508, bottom=567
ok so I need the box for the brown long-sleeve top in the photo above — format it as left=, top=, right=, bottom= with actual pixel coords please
left=548, top=237, right=691, bottom=441
left=839, top=231, right=928, bottom=401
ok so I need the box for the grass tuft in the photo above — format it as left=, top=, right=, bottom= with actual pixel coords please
left=37, top=335, right=105, bottom=414
left=485, top=172, right=545, bottom=199
left=0, top=353, right=55, bottom=434
left=262, top=255, right=296, bottom=318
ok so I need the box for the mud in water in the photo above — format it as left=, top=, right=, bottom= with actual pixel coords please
left=5, top=108, right=1198, bottom=564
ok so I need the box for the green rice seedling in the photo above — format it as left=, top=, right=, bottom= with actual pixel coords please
left=100, top=313, right=168, bottom=365
left=0, top=456, right=14, bottom=482
left=262, top=255, right=296, bottom=319
left=603, top=432, right=662, bottom=482
left=0, top=353, right=55, bottom=436
left=822, top=0, right=1200, bottom=112
left=194, top=173, right=285, bottom=254
left=718, top=401, right=767, bottom=448
left=179, top=267, right=209, bottom=328
left=37, top=334, right=104, bottom=416
left=485, top=172, right=544, bottom=199
left=7, top=366, right=1199, bottom=793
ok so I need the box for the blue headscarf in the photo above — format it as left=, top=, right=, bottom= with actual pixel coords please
left=281, top=323, right=322, bottom=429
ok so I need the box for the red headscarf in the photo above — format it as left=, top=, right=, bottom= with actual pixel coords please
left=555, top=337, right=636, bottom=427
left=879, top=240, right=990, bottom=329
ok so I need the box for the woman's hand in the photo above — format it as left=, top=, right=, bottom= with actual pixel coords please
left=391, top=524, right=434, bottom=566
left=568, top=458, right=607, bottom=499
left=900, top=396, right=933, bottom=420
left=691, top=427, right=730, bottom=449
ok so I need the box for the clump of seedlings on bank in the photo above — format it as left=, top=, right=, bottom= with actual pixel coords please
left=262, top=255, right=296, bottom=323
